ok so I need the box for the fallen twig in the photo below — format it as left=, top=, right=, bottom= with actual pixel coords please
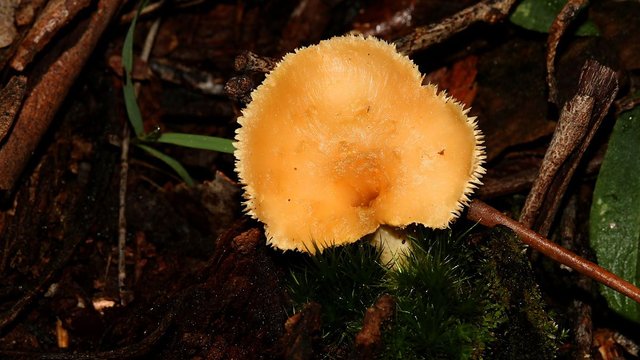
left=118, top=122, right=130, bottom=306
left=0, top=0, right=125, bottom=194
left=467, top=199, right=640, bottom=304
left=393, top=0, right=517, bottom=55
left=10, top=0, right=92, bottom=71
left=546, top=0, right=590, bottom=104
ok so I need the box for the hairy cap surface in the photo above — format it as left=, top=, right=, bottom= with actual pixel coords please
left=235, top=35, right=485, bottom=252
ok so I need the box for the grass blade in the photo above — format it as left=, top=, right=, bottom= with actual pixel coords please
left=155, top=132, right=235, bottom=154
left=121, top=0, right=149, bottom=137
left=137, top=144, right=194, bottom=186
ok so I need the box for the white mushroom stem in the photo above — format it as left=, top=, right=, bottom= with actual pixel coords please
left=368, top=226, right=413, bottom=268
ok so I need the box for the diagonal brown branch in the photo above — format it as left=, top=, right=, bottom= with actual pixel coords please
left=546, top=0, right=590, bottom=104
left=468, top=199, right=640, bottom=304
left=393, top=0, right=517, bottom=55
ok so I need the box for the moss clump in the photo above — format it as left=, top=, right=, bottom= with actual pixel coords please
left=380, top=228, right=502, bottom=360
left=285, top=226, right=560, bottom=359
left=287, top=242, right=387, bottom=344
left=481, top=227, right=560, bottom=359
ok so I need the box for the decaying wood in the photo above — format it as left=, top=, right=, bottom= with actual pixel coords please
left=234, top=51, right=277, bottom=73
left=354, top=294, right=395, bottom=360
left=0, top=0, right=124, bottom=195
left=519, top=60, right=618, bottom=236
left=281, top=302, right=323, bottom=360
left=393, top=0, right=517, bottom=55
left=477, top=152, right=603, bottom=200
left=0, top=0, right=18, bottom=48
left=225, top=75, right=256, bottom=104
left=0, top=76, right=26, bottom=143
left=467, top=199, right=640, bottom=305
left=546, top=0, right=590, bottom=104
left=14, top=0, right=48, bottom=27
left=227, top=0, right=515, bottom=103
left=10, top=0, right=92, bottom=71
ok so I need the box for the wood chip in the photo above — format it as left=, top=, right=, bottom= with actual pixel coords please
left=0, top=0, right=19, bottom=48
left=0, top=76, right=27, bottom=143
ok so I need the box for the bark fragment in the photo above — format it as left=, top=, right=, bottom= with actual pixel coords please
left=0, top=0, right=124, bottom=194
left=0, top=76, right=27, bottom=143
left=354, top=294, right=395, bottom=360
left=520, top=60, right=618, bottom=236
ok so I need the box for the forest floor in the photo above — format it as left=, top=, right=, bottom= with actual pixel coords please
left=0, top=0, right=640, bottom=359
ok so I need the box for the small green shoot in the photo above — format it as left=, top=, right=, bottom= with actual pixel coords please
left=137, top=144, right=195, bottom=186
left=156, top=133, right=235, bottom=153
left=122, top=0, right=147, bottom=138
left=121, top=0, right=235, bottom=185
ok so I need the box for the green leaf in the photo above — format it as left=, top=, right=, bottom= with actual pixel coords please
left=121, top=0, right=149, bottom=137
left=155, top=133, right=235, bottom=154
left=137, top=144, right=195, bottom=186
left=590, top=105, right=640, bottom=322
left=510, top=0, right=600, bottom=36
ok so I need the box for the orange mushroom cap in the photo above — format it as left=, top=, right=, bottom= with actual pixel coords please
left=235, top=35, right=485, bottom=253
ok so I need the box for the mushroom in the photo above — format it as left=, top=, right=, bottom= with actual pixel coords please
left=235, top=35, right=485, bottom=256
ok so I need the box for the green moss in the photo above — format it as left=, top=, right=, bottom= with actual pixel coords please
left=285, top=226, right=560, bottom=359
left=287, top=242, right=387, bottom=344
left=380, top=228, right=502, bottom=360
left=481, top=227, right=560, bottom=359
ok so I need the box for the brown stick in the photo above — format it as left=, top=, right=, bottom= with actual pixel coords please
left=546, top=0, right=589, bottom=104
left=393, top=0, right=517, bottom=55
left=467, top=199, right=640, bottom=304
left=10, top=0, right=92, bottom=71
left=0, top=0, right=125, bottom=194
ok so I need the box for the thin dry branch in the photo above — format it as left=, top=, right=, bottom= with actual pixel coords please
left=467, top=199, right=640, bottom=304
left=118, top=17, right=162, bottom=306
left=10, top=0, right=92, bottom=71
left=546, top=0, right=590, bottom=104
left=393, top=0, right=517, bottom=55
